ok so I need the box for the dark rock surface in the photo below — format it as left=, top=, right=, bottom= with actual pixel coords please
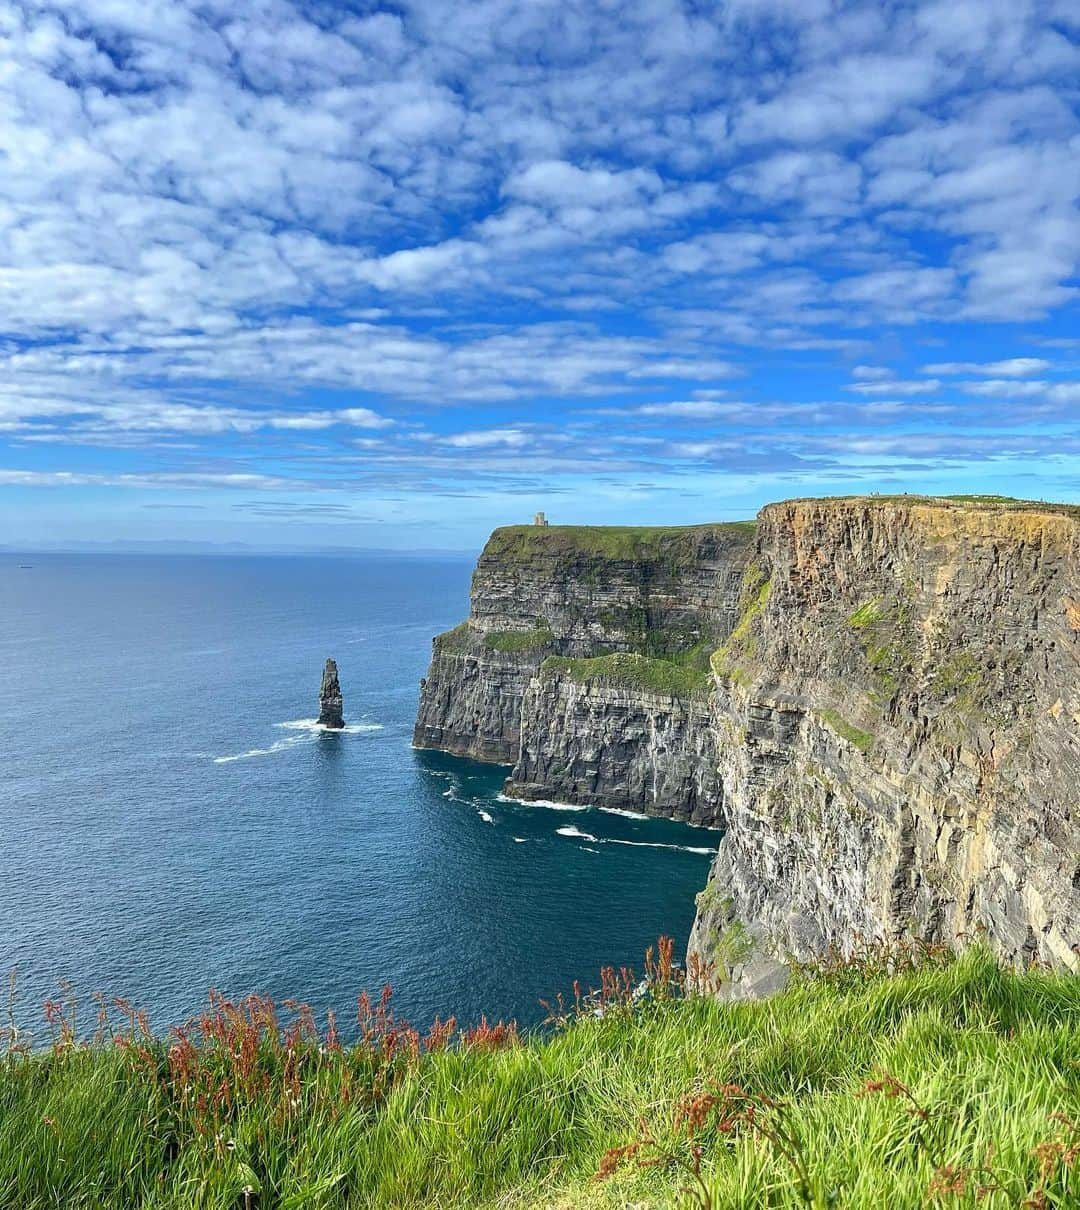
left=414, top=499, right=1080, bottom=981
left=690, top=497, right=1080, bottom=981
left=318, top=658, right=344, bottom=729
left=412, top=523, right=756, bottom=807
left=505, top=677, right=724, bottom=826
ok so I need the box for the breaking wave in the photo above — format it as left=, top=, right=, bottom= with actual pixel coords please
left=276, top=718, right=383, bottom=735
left=556, top=825, right=598, bottom=841
left=497, top=794, right=589, bottom=812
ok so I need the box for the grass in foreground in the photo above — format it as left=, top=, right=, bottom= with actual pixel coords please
left=0, top=942, right=1077, bottom=1209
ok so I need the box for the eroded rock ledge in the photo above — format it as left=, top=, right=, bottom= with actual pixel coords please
left=414, top=499, right=1080, bottom=981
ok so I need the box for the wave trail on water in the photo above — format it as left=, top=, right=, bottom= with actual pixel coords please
left=552, top=825, right=716, bottom=856
left=212, top=717, right=383, bottom=762
left=607, top=839, right=717, bottom=855
left=213, top=737, right=307, bottom=764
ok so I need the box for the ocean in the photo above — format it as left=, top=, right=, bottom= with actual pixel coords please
left=0, top=552, right=717, bottom=1036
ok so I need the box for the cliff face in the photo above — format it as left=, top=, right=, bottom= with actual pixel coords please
left=505, top=675, right=724, bottom=825
left=415, top=498, right=1080, bottom=980
left=412, top=523, right=756, bottom=788
left=691, top=498, right=1080, bottom=985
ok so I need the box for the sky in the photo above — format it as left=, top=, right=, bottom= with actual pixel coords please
left=1, top=0, right=1078, bottom=551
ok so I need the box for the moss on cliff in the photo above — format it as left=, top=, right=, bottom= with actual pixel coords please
left=817, top=708, right=875, bottom=754
left=542, top=651, right=712, bottom=698
left=708, top=561, right=771, bottom=687
left=483, top=625, right=553, bottom=653
left=434, top=620, right=472, bottom=652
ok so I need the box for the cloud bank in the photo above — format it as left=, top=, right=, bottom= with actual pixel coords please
left=0, top=0, right=1077, bottom=544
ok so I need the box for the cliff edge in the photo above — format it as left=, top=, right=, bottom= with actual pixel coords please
left=413, top=522, right=756, bottom=824
left=414, top=498, right=1080, bottom=981
left=692, top=495, right=1079, bottom=987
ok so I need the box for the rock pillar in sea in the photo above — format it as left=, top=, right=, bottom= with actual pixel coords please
left=318, top=658, right=345, bottom=729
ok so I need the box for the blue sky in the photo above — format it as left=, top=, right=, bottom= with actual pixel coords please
left=1, top=0, right=1078, bottom=551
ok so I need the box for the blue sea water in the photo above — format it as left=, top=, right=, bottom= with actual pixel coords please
left=0, top=553, right=717, bottom=1036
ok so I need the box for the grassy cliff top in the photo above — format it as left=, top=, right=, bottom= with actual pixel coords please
left=481, top=498, right=1079, bottom=565
left=483, top=521, right=756, bottom=562
left=2, top=946, right=1077, bottom=1208
left=768, top=493, right=1080, bottom=518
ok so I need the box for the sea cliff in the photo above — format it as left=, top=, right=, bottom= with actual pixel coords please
left=413, top=522, right=755, bottom=823
left=414, top=498, right=1080, bottom=984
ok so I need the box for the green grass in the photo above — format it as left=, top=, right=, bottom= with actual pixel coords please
left=817, top=708, right=875, bottom=754
left=1, top=949, right=1077, bottom=1208
left=774, top=494, right=1080, bottom=516
left=484, top=521, right=756, bottom=564
left=847, top=600, right=884, bottom=629
left=433, top=620, right=472, bottom=652
left=541, top=651, right=712, bottom=698
left=483, top=626, right=553, bottom=653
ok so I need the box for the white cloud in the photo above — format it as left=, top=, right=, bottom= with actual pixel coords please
left=438, top=428, right=532, bottom=449
left=628, top=401, right=738, bottom=419
left=0, top=0, right=1077, bottom=522
left=504, top=161, right=662, bottom=208
left=847, top=379, right=942, bottom=396
left=923, top=358, right=1052, bottom=376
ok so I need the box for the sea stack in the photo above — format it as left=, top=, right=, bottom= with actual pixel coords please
left=317, top=658, right=344, bottom=729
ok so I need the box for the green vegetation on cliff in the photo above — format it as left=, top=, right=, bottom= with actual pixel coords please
left=484, top=521, right=755, bottom=564
left=483, top=625, right=554, bottom=653
left=1, top=948, right=1077, bottom=1208
left=775, top=493, right=1080, bottom=518
left=433, top=620, right=472, bottom=652
left=542, top=650, right=712, bottom=698
left=817, top=708, right=875, bottom=755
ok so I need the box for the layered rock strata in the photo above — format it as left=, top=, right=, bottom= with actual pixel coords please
left=505, top=675, right=724, bottom=825
left=691, top=498, right=1080, bottom=986
left=415, top=499, right=1080, bottom=980
left=413, top=523, right=756, bottom=785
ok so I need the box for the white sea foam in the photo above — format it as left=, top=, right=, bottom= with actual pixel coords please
left=598, top=806, right=650, bottom=820
left=606, top=839, right=717, bottom=854
left=213, top=717, right=382, bottom=762
left=478, top=809, right=494, bottom=824
left=556, top=825, right=598, bottom=841
left=276, top=718, right=383, bottom=734
left=581, top=846, right=600, bottom=854
left=213, top=737, right=306, bottom=764
left=497, top=793, right=589, bottom=812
